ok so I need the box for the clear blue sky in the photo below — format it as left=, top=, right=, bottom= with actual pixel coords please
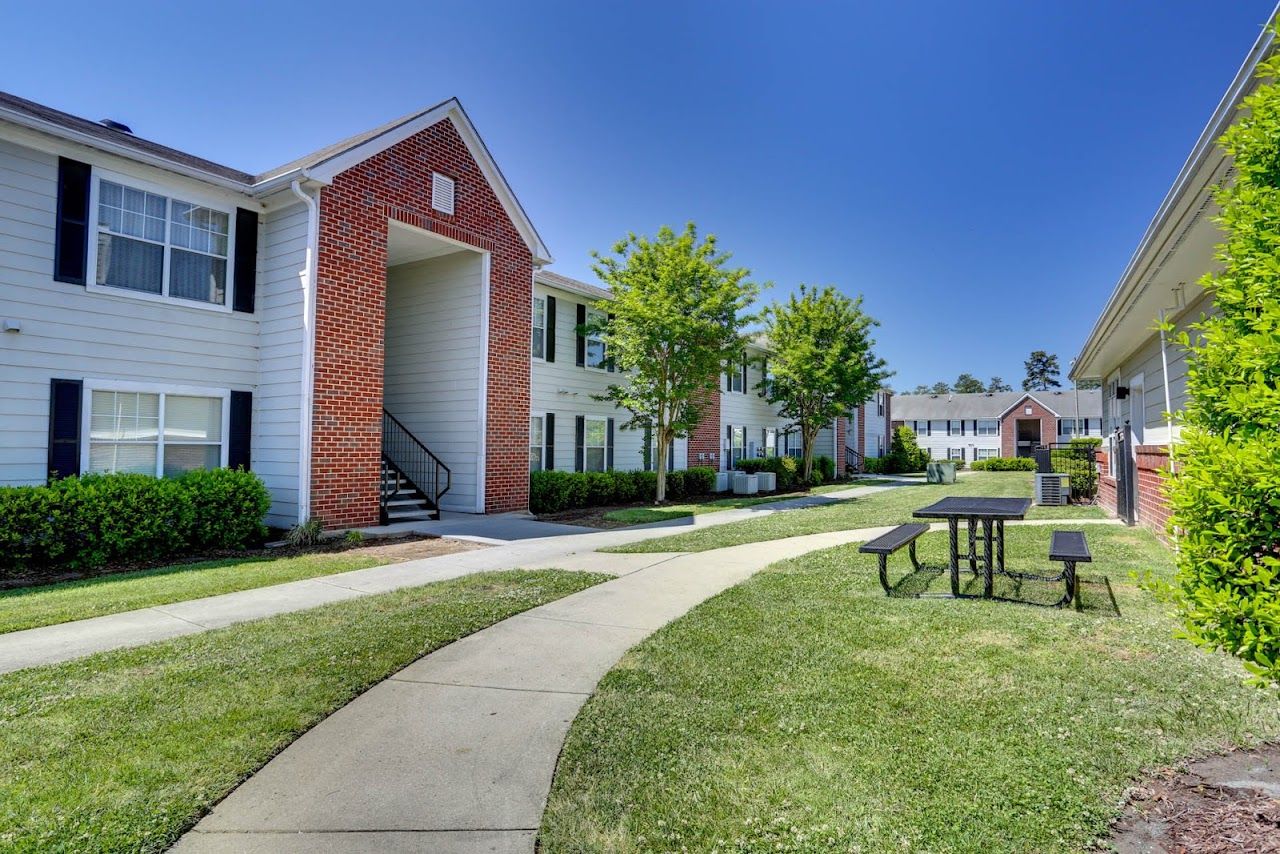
left=4, top=1, right=1274, bottom=390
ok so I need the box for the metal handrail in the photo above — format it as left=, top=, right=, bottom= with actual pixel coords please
left=845, top=446, right=865, bottom=474
left=381, top=409, right=452, bottom=520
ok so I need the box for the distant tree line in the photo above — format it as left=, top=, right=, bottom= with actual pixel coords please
left=906, top=350, right=1100, bottom=396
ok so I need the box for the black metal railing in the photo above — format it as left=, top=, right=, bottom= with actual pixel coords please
left=381, top=408, right=451, bottom=521
left=1033, top=442, right=1100, bottom=502
left=845, top=446, right=864, bottom=474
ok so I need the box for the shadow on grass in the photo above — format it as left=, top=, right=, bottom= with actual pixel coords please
left=884, top=566, right=1120, bottom=616
left=0, top=554, right=286, bottom=599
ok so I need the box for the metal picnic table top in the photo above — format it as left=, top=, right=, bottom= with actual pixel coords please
left=912, top=496, right=1032, bottom=520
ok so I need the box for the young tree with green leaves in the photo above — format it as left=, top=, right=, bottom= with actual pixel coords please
left=930, top=381, right=951, bottom=395
left=1166, top=32, right=1280, bottom=686
left=761, top=285, right=889, bottom=481
left=910, top=384, right=931, bottom=395
left=987, top=376, right=1012, bottom=392
left=591, top=223, right=758, bottom=502
left=1022, top=350, right=1062, bottom=390
left=953, top=373, right=985, bottom=394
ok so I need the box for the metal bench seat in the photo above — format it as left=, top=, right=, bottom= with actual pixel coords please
left=1049, top=531, right=1092, bottom=564
left=861, top=523, right=931, bottom=594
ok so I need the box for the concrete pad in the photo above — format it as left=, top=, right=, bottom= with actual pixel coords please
left=393, top=613, right=648, bottom=693
left=156, top=579, right=361, bottom=628
left=196, top=681, right=586, bottom=833
left=0, top=607, right=199, bottom=674
left=172, top=829, right=535, bottom=853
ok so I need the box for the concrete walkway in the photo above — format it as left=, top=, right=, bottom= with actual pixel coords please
left=172, top=514, right=1122, bottom=853
left=0, top=481, right=905, bottom=675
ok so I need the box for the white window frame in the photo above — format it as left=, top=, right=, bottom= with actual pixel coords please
left=529, top=413, right=545, bottom=471
left=875, top=392, right=884, bottom=416
left=975, top=447, right=998, bottom=461
left=81, top=378, right=231, bottom=478
left=948, top=447, right=964, bottom=461
left=584, top=308, right=608, bottom=371
left=583, top=416, right=608, bottom=472
left=976, top=419, right=998, bottom=437
left=531, top=296, right=546, bottom=361
left=914, top=420, right=928, bottom=437
left=86, top=168, right=237, bottom=313
left=764, top=428, right=777, bottom=458
left=728, top=357, right=745, bottom=394
left=948, top=419, right=964, bottom=436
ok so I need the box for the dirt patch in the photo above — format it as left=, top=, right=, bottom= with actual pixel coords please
left=1109, top=745, right=1280, bottom=853
left=338, top=536, right=487, bottom=563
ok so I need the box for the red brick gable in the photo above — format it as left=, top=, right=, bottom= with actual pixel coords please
left=310, top=117, right=533, bottom=527
left=999, top=395, right=1057, bottom=458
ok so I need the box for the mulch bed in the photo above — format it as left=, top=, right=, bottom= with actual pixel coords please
left=1, top=533, right=483, bottom=592
left=1109, top=745, right=1280, bottom=853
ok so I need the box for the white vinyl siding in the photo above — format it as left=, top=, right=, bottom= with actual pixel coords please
left=719, top=344, right=791, bottom=472
left=0, top=133, right=260, bottom=492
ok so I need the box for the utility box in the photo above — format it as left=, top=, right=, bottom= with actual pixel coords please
left=733, top=472, right=759, bottom=495
left=1034, top=473, right=1070, bottom=506
left=714, top=471, right=732, bottom=492
left=756, top=471, right=777, bottom=492
left=926, top=462, right=956, bottom=484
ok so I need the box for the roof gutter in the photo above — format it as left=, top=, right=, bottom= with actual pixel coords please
left=1070, top=22, right=1276, bottom=380
left=290, top=176, right=321, bottom=525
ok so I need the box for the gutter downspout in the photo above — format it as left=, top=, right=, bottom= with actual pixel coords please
left=290, top=178, right=320, bottom=525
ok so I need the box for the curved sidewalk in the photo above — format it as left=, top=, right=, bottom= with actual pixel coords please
left=172, top=517, right=1120, bottom=853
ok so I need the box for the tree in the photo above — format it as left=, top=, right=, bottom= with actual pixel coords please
left=910, top=384, right=931, bottom=395
left=762, top=285, right=889, bottom=481
left=886, top=424, right=929, bottom=473
left=930, top=381, right=951, bottom=395
left=1074, top=377, right=1102, bottom=390
left=953, top=373, right=985, bottom=394
left=592, top=223, right=758, bottom=502
left=987, top=376, right=1012, bottom=392
left=1166, top=31, right=1280, bottom=686
left=1022, top=351, right=1062, bottom=390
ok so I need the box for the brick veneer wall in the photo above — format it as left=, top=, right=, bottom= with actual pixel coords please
left=310, top=117, right=533, bottom=527
left=1000, top=397, right=1057, bottom=458
left=855, top=404, right=866, bottom=468
left=1135, top=444, right=1172, bottom=536
left=686, top=381, right=722, bottom=469
left=836, top=416, right=847, bottom=469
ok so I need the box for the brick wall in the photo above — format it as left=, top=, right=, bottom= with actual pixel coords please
left=1000, top=396, right=1057, bottom=458
left=855, top=404, right=866, bottom=468
left=310, top=117, right=533, bottom=527
left=686, top=381, right=722, bottom=469
left=1135, top=444, right=1172, bottom=536
left=836, top=416, right=847, bottom=470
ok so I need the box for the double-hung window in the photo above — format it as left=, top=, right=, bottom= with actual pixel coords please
left=975, top=447, right=998, bottom=461
left=976, top=419, right=998, bottom=436
left=914, top=421, right=929, bottom=437
left=531, top=297, right=546, bottom=360
left=529, top=415, right=545, bottom=471
left=728, top=358, right=745, bottom=393
left=729, top=425, right=746, bottom=467
left=87, top=385, right=227, bottom=478
left=94, top=177, right=231, bottom=306
left=585, top=309, right=607, bottom=369
left=584, top=417, right=607, bottom=471
left=948, top=447, right=965, bottom=461
left=948, top=420, right=964, bottom=436
left=764, top=428, right=777, bottom=458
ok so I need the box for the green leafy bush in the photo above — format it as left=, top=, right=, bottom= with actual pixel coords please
left=735, top=457, right=797, bottom=490
left=285, top=517, right=325, bottom=548
left=812, top=455, right=836, bottom=483
left=0, top=469, right=271, bottom=576
left=1165, top=35, right=1280, bottom=686
left=529, top=467, right=717, bottom=514
left=970, top=457, right=1037, bottom=472
left=862, top=456, right=889, bottom=475
left=885, top=425, right=929, bottom=473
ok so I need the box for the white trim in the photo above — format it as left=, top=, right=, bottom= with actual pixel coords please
left=85, top=167, right=236, bottom=314
left=529, top=411, right=546, bottom=472
left=530, top=294, right=547, bottom=362
left=475, top=250, right=492, bottom=513
left=289, top=181, right=320, bottom=525
left=80, top=379, right=231, bottom=477
left=996, top=392, right=1061, bottom=419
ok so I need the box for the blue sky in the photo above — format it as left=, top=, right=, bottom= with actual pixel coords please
left=3, top=1, right=1274, bottom=390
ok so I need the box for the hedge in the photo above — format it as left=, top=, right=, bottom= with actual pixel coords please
left=970, top=457, right=1036, bottom=472
left=735, top=456, right=799, bottom=490
left=0, top=469, right=271, bottom=577
left=530, top=467, right=717, bottom=514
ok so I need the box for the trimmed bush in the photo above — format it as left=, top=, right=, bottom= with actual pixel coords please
left=886, top=425, right=930, bottom=473
left=0, top=469, right=271, bottom=577
left=970, top=457, right=1036, bottom=472
left=528, top=466, right=718, bottom=514
left=862, top=456, right=889, bottom=475
left=812, top=455, right=836, bottom=483
left=736, top=457, right=797, bottom=490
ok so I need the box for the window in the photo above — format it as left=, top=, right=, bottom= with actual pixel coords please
left=975, top=447, right=998, bottom=461
left=584, top=417, right=607, bottom=472
left=431, top=172, right=455, bottom=215
left=875, top=392, right=884, bottom=416
left=728, top=356, right=745, bottom=393
left=948, top=447, right=965, bottom=461
left=914, top=420, right=928, bottom=437
left=531, top=296, right=546, bottom=360
left=764, top=428, right=777, bottom=458
left=95, top=179, right=229, bottom=305
left=87, top=387, right=225, bottom=478
left=585, top=309, right=607, bottom=370
left=729, top=425, right=746, bottom=467
left=529, top=415, right=544, bottom=471
left=948, top=420, right=964, bottom=436
left=976, top=419, right=999, bottom=436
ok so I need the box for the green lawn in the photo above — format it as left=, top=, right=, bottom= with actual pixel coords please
left=605, top=472, right=1105, bottom=553
left=0, top=551, right=407, bottom=635
left=0, top=569, right=606, bottom=853
left=541, top=527, right=1280, bottom=852
left=601, top=480, right=896, bottom=525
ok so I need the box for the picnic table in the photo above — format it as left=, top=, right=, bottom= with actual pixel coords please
left=912, top=496, right=1032, bottom=598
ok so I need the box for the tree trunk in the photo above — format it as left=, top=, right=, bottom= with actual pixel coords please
left=654, top=434, right=668, bottom=504
left=801, top=424, right=820, bottom=483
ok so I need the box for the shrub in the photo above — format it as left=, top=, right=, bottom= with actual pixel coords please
left=970, top=457, right=1036, bottom=472
left=812, top=455, right=836, bottom=483
left=684, top=466, right=717, bottom=495
left=528, top=466, right=718, bottom=514
left=736, top=458, right=796, bottom=490
left=886, top=426, right=930, bottom=473
left=344, top=530, right=365, bottom=545
left=286, top=517, right=325, bottom=548
left=0, top=469, right=271, bottom=576
left=862, top=456, right=889, bottom=475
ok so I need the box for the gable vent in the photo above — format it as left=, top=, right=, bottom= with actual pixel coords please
left=431, top=172, right=455, bottom=215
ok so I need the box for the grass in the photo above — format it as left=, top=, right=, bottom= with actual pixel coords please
left=0, top=551, right=405, bottom=635
left=605, top=472, right=1105, bottom=553
left=541, top=527, right=1280, bottom=852
left=601, top=479, right=898, bottom=525
left=0, top=568, right=607, bottom=853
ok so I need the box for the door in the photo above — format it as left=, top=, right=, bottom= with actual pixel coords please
left=1015, top=419, right=1041, bottom=458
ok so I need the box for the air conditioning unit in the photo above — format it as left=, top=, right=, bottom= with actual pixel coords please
left=1034, top=473, right=1070, bottom=506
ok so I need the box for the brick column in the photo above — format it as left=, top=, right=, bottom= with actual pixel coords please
left=686, top=380, right=723, bottom=470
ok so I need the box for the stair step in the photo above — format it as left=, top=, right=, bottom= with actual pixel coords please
left=387, top=509, right=437, bottom=521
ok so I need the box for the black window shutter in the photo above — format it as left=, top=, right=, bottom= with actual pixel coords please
left=759, top=358, right=768, bottom=397
left=54, top=158, right=91, bottom=285
left=47, top=378, right=82, bottom=481
left=229, top=390, right=252, bottom=470
left=724, top=366, right=731, bottom=392
left=574, top=415, right=585, bottom=471
left=544, top=413, right=555, bottom=470
left=232, top=208, right=259, bottom=313
left=545, top=296, right=557, bottom=363
left=668, top=440, right=675, bottom=471
left=740, top=356, right=747, bottom=394
left=606, top=418, right=615, bottom=470
left=575, top=304, right=587, bottom=367
left=643, top=425, right=652, bottom=471
left=605, top=313, right=616, bottom=372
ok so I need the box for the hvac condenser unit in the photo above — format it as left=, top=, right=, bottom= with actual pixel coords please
left=1034, top=473, right=1070, bottom=506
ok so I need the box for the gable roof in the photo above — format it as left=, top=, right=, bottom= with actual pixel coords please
left=0, top=91, right=552, bottom=264
left=535, top=269, right=611, bottom=301
left=891, top=390, right=1101, bottom=421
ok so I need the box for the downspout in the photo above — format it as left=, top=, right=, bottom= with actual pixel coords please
left=290, top=178, right=320, bottom=524
left=1158, top=286, right=1186, bottom=548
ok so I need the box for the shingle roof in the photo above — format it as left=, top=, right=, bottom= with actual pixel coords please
left=534, top=269, right=612, bottom=301
left=891, top=390, right=1102, bottom=420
